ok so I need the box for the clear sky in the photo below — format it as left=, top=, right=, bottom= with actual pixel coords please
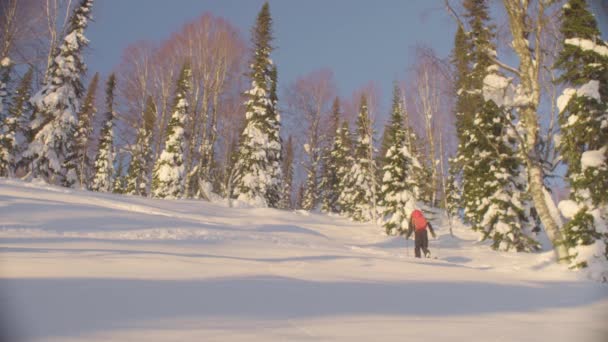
left=86, top=0, right=456, bottom=111
left=86, top=0, right=608, bottom=115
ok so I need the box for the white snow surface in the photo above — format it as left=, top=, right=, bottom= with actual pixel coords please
left=0, top=179, right=607, bottom=342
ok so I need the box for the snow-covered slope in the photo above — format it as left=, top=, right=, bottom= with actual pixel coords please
left=1, top=179, right=607, bottom=342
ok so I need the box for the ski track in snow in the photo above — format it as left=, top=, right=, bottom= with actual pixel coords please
left=1, top=179, right=607, bottom=342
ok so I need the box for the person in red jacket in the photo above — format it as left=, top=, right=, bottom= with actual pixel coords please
left=404, top=209, right=436, bottom=258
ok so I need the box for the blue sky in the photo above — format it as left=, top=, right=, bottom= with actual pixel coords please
left=86, top=0, right=608, bottom=115
left=87, top=1, right=455, bottom=110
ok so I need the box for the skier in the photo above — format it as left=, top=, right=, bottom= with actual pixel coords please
left=404, top=209, right=436, bottom=258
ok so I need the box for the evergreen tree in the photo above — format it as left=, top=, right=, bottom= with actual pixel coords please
left=449, top=24, right=473, bottom=217
left=125, top=96, right=156, bottom=196
left=234, top=2, right=282, bottom=208
left=339, top=95, right=378, bottom=222
left=0, top=67, right=33, bottom=177
left=380, top=84, right=420, bottom=235
left=456, top=0, right=539, bottom=251
left=152, top=63, right=190, bottom=199
left=471, top=95, right=540, bottom=251
left=301, top=154, right=318, bottom=210
left=458, top=0, right=496, bottom=226
left=445, top=159, right=462, bottom=218
left=25, top=0, right=94, bottom=187
left=112, top=151, right=126, bottom=194
left=91, top=74, right=116, bottom=192
left=279, top=135, right=294, bottom=209
left=554, top=0, right=608, bottom=277
left=330, top=121, right=354, bottom=214
left=75, top=72, right=99, bottom=187
left=319, top=97, right=345, bottom=212
left=0, top=57, right=11, bottom=133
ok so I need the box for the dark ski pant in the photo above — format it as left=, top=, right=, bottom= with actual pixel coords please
left=414, top=229, right=430, bottom=258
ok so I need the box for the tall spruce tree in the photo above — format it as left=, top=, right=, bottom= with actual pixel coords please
left=380, top=84, right=420, bottom=235
left=125, top=96, right=156, bottom=196
left=0, top=57, right=11, bottom=135
left=331, top=121, right=354, bottom=214
left=0, top=67, right=33, bottom=177
left=554, top=0, right=608, bottom=278
left=340, top=95, right=378, bottom=222
left=25, top=0, right=93, bottom=187
left=449, top=25, right=472, bottom=219
left=279, top=135, right=294, bottom=209
left=319, top=97, right=344, bottom=212
left=152, top=63, right=191, bottom=199
left=457, top=0, right=538, bottom=251
left=91, top=74, right=116, bottom=192
left=471, top=90, right=540, bottom=251
left=112, top=151, right=126, bottom=194
left=75, top=72, right=99, bottom=187
left=459, top=0, right=496, bottom=227
left=234, top=2, right=283, bottom=207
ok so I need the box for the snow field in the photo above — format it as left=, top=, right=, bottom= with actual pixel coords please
left=1, top=179, right=607, bottom=342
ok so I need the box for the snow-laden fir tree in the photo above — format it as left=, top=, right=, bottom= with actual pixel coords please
left=112, top=151, right=126, bottom=194
left=473, top=78, right=540, bottom=252
left=445, top=159, right=462, bottom=218
left=455, top=0, right=539, bottom=251
left=340, top=95, right=378, bottom=222
left=0, top=57, right=11, bottom=129
left=75, top=72, right=99, bottom=187
left=457, top=0, right=496, bottom=226
left=380, top=84, right=420, bottom=235
left=0, top=57, right=12, bottom=177
left=449, top=24, right=473, bottom=220
left=24, top=0, right=93, bottom=187
left=278, top=135, right=294, bottom=209
left=152, top=63, right=190, bottom=199
left=0, top=67, right=32, bottom=177
left=302, top=144, right=319, bottom=210
left=233, top=2, right=283, bottom=208
left=319, top=97, right=344, bottom=213
left=90, top=74, right=116, bottom=192
left=554, top=0, right=608, bottom=279
left=125, top=96, right=156, bottom=196
left=329, top=121, right=354, bottom=214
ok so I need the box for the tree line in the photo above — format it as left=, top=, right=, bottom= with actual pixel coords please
left=0, top=0, right=606, bottom=280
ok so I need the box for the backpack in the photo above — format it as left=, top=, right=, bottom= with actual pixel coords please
left=411, top=210, right=428, bottom=231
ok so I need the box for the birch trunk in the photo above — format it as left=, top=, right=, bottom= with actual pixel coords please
left=503, top=0, right=568, bottom=262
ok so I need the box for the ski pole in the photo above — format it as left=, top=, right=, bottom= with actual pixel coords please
left=406, top=237, right=409, bottom=257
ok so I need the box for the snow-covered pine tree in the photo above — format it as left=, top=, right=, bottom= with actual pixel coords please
left=0, top=57, right=11, bottom=128
left=457, top=0, right=539, bottom=251
left=0, top=67, right=32, bottom=177
left=472, top=81, right=540, bottom=252
left=91, top=74, right=116, bottom=192
left=233, top=2, right=283, bottom=208
left=554, top=0, right=608, bottom=278
left=278, top=135, right=294, bottom=209
left=301, top=149, right=318, bottom=210
left=458, top=0, right=495, bottom=227
left=25, top=0, right=93, bottom=187
left=331, top=121, right=354, bottom=214
left=449, top=24, right=473, bottom=219
left=112, top=151, right=126, bottom=194
left=125, top=96, right=156, bottom=196
left=445, top=159, right=462, bottom=218
left=380, top=84, right=420, bottom=235
left=152, top=63, right=190, bottom=199
left=319, top=97, right=344, bottom=213
left=339, top=95, right=378, bottom=222
left=75, top=72, right=99, bottom=187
